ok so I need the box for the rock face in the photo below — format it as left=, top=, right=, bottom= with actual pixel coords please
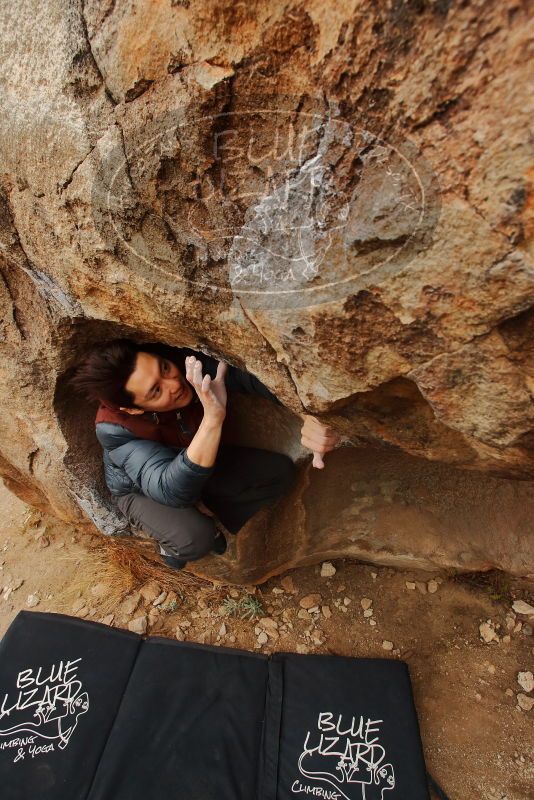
left=0, top=1, right=532, bottom=582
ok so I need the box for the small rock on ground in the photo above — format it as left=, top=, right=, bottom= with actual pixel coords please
left=320, top=562, right=336, bottom=578
left=512, top=600, right=534, bottom=617
left=516, top=693, right=534, bottom=712
left=517, top=671, right=533, bottom=693
left=26, top=593, right=40, bottom=608
left=128, top=615, right=147, bottom=634
left=300, top=593, right=322, bottom=609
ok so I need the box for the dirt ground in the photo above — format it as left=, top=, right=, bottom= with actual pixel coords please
left=0, top=480, right=532, bottom=800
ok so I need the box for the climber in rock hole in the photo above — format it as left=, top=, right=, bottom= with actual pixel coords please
left=68, top=339, right=342, bottom=570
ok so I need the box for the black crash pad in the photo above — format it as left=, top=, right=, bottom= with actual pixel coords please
left=0, top=610, right=430, bottom=799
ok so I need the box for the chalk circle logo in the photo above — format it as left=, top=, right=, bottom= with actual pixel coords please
left=91, top=94, right=441, bottom=310
left=291, top=712, right=396, bottom=800
left=0, top=658, right=89, bottom=763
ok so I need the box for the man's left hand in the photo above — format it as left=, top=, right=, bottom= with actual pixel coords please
left=300, top=414, right=343, bottom=469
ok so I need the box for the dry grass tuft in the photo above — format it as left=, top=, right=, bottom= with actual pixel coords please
left=53, top=545, right=135, bottom=618
left=96, top=534, right=228, bottom=602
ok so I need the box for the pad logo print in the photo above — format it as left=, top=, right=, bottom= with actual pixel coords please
left=0, top=657, right=89, bottom=763
left=291, top=712, right=395, bottom=799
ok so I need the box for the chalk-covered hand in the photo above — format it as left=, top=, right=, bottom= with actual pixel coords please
left=185, top=356, right=228, bottom=425
left=300, top=414, right=343, bottom=469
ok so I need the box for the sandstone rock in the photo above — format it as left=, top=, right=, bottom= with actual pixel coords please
left=147, top=608, right=160, bottom=628
left=300, top=594, right=322, bottom=610
left=257, top=631, right=268, bottom=645
left=258, top=618, right=279, bottom=638
left=479, top=621, right=499, bottom=644
left=512, top=601, right=534, bottom=617
left=0, top=0, right=532, bottom=587
left=26, top=594, right=40, bottom=608
left=259, top=617, right=278, bottom=631
left=360, top=597, right=373, bottom=610
left=120, top=592, right=142, bottom=616
left=427, top=580, right=439, bottom=594
left=363, top=609, right=373, bottom=618
left=320, top=562, right=336, bottom=578
left=405, top=582, right=416, bottom=590
left=153, top=591, right=167, bottom=607
left=517, top=671, right=533, bottom=693
left=139, top=581, right=162, bottom=604
left=175, top=627, right=186, bottom=641
left=516, top=693, right=534, bottom=712
left=382, top=641, right=394, bottom=651
left=505, top=614, right=516, bottom=631
left=128, top=615, right=147, bottom=634
left=100, top=613, right=114, bottom=626
left=72, top=598, right=87, bottom=613
left=321, top=606, right=332, bottom=619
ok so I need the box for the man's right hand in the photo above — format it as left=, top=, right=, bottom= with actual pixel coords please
left=185, top=355, right=228, bottom=425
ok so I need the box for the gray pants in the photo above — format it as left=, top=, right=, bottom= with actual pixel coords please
left=111, top=445, right=297, bottom=563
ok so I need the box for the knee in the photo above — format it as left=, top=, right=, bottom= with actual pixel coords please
left=184, top=514, right=217, bottom=561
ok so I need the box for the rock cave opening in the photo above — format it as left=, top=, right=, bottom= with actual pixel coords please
left=53, top=319, right=306, bottom=538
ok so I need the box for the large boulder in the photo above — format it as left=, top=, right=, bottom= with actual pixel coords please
left=0, top=0, right=532, bottom=582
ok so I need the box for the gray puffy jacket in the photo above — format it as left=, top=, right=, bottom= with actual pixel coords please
left=95, top=347, right=282, bottom=507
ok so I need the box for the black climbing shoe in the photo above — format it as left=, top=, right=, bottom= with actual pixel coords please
left=159, top=544, right=187, bottom=570
left=211, top=530, right=227, bottom=555
left=161, top=553, right=188, bottom=570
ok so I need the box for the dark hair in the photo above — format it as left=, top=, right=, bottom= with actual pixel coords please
left=67, top=337, right=144, bottom=408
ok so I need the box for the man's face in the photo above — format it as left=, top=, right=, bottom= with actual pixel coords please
left=120, top=351, right=194, bottom=414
